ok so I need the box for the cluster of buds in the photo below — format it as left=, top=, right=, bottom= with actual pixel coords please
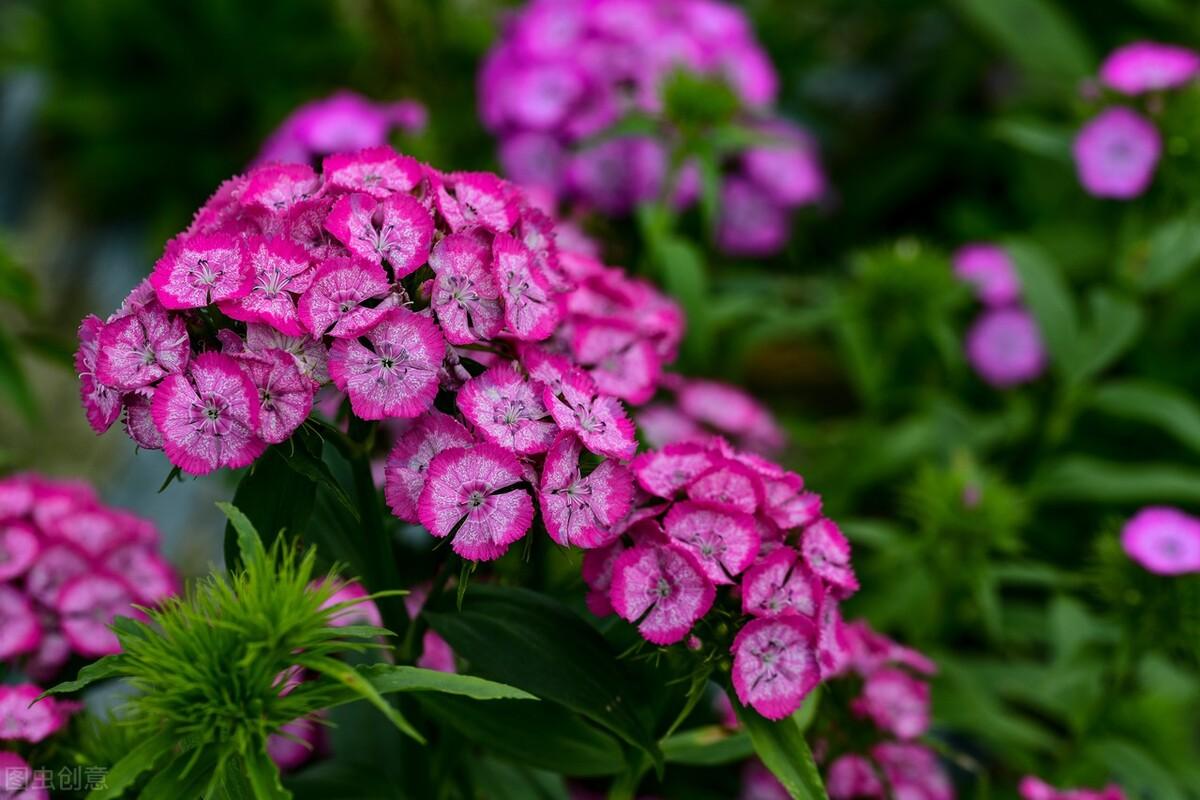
left=0, top=474, right=176, bottom=679
left=479, top=0, right=825, bottom=255
left=1073, top=42, right=1200, bottom=199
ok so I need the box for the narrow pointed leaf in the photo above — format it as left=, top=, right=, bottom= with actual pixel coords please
left=734, top=702, right=828, bottom=800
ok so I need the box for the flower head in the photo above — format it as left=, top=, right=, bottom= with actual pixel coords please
left=1121, top=506, right=1200, bottom=575
left=327, top=308, right=444, bottom=420
left=457, top=363, right=557, bottom=455
left=385, top=411, right=475, bottom=523
left=953, top=243, right=1021, bottom=307
left=539, top=432, right=635, bottom=548
left=1073, top=107, right=1161, bottom=199
left=256, top=90, right=427, bottom=166
left=0, top=684, right=70, bottom=744
left=151, top=233, right=252, bottom=309
left=965, top=308, right=1047, bottom=388
left=731, top=615, right=820, bottom=720
left=1099, top=41, right=1200, bottom=95
left=609, top=541, right=715, bottom=645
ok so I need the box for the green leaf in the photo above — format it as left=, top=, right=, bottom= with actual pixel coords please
left=653, top=235, right=711, bottom=370
left=85, top=731, right=176, bottom=800
left=328, top=664, right=538, bottom=703
left=0, top=238, right=38, bottom=314
left=0, top=325, right=36, bottom=424
left=281, top=450, right=360, bottom=524
left=42, top=655, right=126, bottom=696
left=223, top=445, right=318, bottom=570
left=1030, top=456, right=1200, bottom=504
left=1085, top=739, right=1186, bottom=800
left=1004, top=239, right=1081, bottom=374
left=991, top=118, right=1073, bottom=162
left=1137, top=214, right=1200, bottom=291
left=126, top=747, right=217, bottom=800
left=660, top=726, right=754, bottom=766
left=1067, top=290, right=1142, bottom=385
left=469, top=758, right=571, bottom=800
left=418, top=695, right=626, bottom=777
left=217, top=501, right=265, bottom=569
left=243, top=746, right=291, bottom=800
left=296, top=654, right=425, bottom=744
left=425, top=585, right=661, bottom=769
left=734, top=703, right=828, bottom=800
left=1091, top=379, right=1200, bottom=455
left=952, top=0, right=1092, bottom=83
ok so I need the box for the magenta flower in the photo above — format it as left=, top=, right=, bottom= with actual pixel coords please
left=256, top=90, right=427, bottom=166
left=245, top=324, right=329, bottom=385
left=436, top=172, right=520, bottom=234
left=218, top=237, right=314, bottom=335
left=323, top=146, right=422, bottom=198
left=325, top=192, right=434, bottom=278
left=871, top=743, right=954, bottom=800
left=741, top=547, right=823, bottom=620
left=240, top=163, right=322, bottom=213
left=94, top=301, right=190, bottom=390
left=418, top=444, right=534, bottom=561
left=1121, top=506, right=1200, bottom=575
left=236, top=350, right=315, bottom=444
left=664, top=501, right=760, bottom=584
left=801, top=519, right=859, bottom=599
left=0, top=751, right=48, bottom=799
left=0, top=585, right=40, bottom=661
left=0, top=684, right=70, bottom=744
left=429, top=230, right=505, bottom=344
left=631, top=443, right=720, bottom=498
left=494, top=232, right=561, bottom=341
left=731, top=615, right=820, bottom=720
left=298, top=257, right=393, bottom=338
left=1073, top=107, right=1162, bottom=199
left=1100, top=41, right=1200, bottom=95
left=328, top=308, right=444, bottom=421
left=581, top=538, right=627, bottom=616
left=539, top=432, right=635, bottom=548
left=953, top=243, right=1021, bottom=307
left=151, top=352, right=265, bottom=475
left=566, top=137, right=667, bottom=216
left=0, top=522, right=39, bottom=582
left=826, top=755, right=883, bottom=800
left=851, top=666, right=931, bottom=740
left=741, top=123, right=826, bottom=207
left=25, top=544, right=89, bottom=608
left=609, top=541, right=715, bottom=645
left=965, top=308, right=1047, bottom=388
left=151, top=233, right=252, bottom=309
left=571, top=320, right=661, bottom=405
left=676, top=378, right=785, bottom=455
left=688, top=460, right=766, bottom=515
left=76, top=315, right=123, bottom=434
left=385, top=411, right=475, bottom=523
left=762, top=473, right=822, bottom=530
left=56, top=573, right=136, bottom=657
left=458, top=363, right=557, bottom=455
left=268, top=716, right=327, bottom=773
left=544, top=368, right=637, bottom=460
left=1019, top=777, right=1126, bottom=800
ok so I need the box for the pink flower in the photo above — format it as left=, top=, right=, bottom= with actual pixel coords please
left=571, top=319, right=661, bottom=404
left=581, top=538, right=627, bottom=616
left=676, top=379, right=785, bottom=454
left=236, top=350, right=315, bottom=444
left=327, top=308, right=444, bottom=420
left=636, top=404, right=705, bottom=449
left=124, top=390, right=163, bottom=450
left=0, top=584, right=41, bottom=660
left=716, top=177, right=790, bottom=257
left=151, top=233, right=252, bottom=309
left=741, top=547, right=823, bottom=620
left=664, top=501, right=760, bottom=584
left=761, top=473, right=822, bottom=531
left=0, top=684, right=70, bottom=743
left=493, top=232, right=562, bottom=341
left=1073, top=108, right=1161, bottom=199
left=544, top=369, right=637, bottom=460
left=319, top=580, right=384, bottom=629
left=268, top=716, right=327, bottom=772
left=731, top=615, right=820, bottom=720
left=245, top=324, right=329, bottom=385
left=151, top=352, right=265, bottom=475
left=688, top=460, right=765, bottom=515
left=240, top=163, right=321, bottom=213
left=418, top=444, right=534, bottom=561
left=95, top=302, right=190, bottom=390
left=324, top=192, right=434, bottom=278
left=256, top=91, right=426, bottom=165
left=218, top=237, right=314, bottom=335
left=56, top=573, right=137, bottom=657
left=297, top=257, right=393, bottom=338
left=965, top=308, right=1047, bottom=388
left=1019, top=777, right=1126, bottom=800
left=457, top=363, right=557, bottom=454
left=826, top=755, right=883, bottom=800
left=631, top=443, right=719, bottom=498
left=0, top=751, right=49, bottom=799
left=741, top=123, right=826, bottom=207
left=851, top=666, right=930, bottom=739
left=25, top=544, right=89, bottom=607
left=539, top=432, right=635, bottom=548
left=871, top=743, right=953, bottom=800
left=1100, top=41, right=1200, bottom=95
left=801, top=519, right=859, bottom=598
left=739, top=760, right=789, bottom=800
left=567, top=137, right=666, bottom=215
left=323, top=146, right=422, bottom=198
left=1120, top=506, right=1200, bottom=575
left=435, top=172, right=519, bottom=234
left=385, top=411, right=475, bottom=523
left=609, top=541, right=715, bottom=645
left=103, top=545, right=178, bottom=606
left=953, top=243, right=1021, bottom=307
left=76, top=315, right=122, bottom=434
left=0, top=522, right=39, bottom=582
left=429, top=230, right=505, bottom=344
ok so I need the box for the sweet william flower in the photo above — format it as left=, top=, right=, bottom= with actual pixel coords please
left=218, top=237, right=314, bottom=335
left=418, top=444, right=534, bottom=561
left=826, top=755, right=883, bottom=800
left=871, top=743, right=954, bottom=800
left=236, top=349, right=316, bottom=444
left=296, top=257, right=393, bottom=339
left=664, top=500, right=760, bottom=584
left=457, top=363, right=557, bottom=455
left=0, top=751, right=48, bottom=800
left=544, top=368, right=637, bottom=460
left=965, top=308, right=1047, bottom=388
left=953, top=243, right=1021, bottom=307
left=151, top=233, right=252, bottom=309
left=324, top=191, right=434, bottom=277
left=851, top=666, right=931, bottom=740
left=539, top=432, right=635, bottom=548
left=1073, top=107, right=1161, bottom=199
left=609, top=540, right=715, bottom=645
left=741, top=546, right=823, bottom=620
left=1121, top=506, right=1200, bottom=575
left=731, top=615, right=821, bottom=720
left=0, top=585, right=41, bottom=661
left=385, top=411, right=476, bottom=523
left=255, top=91, right=427, bottom=166
left=1099, top=41, right=1200, bottom=95
left=94, top=301, right=190, bottom=391
left=801, top=519, right=859, bottom=598
left=0, top=684, right=70, bottom=744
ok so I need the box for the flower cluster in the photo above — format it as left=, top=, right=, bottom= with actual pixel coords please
left=0, top=474, right=177, bottom=679
left=256, top=90, right=427, bottom=166
left=574, top=436, right=854, bottom=721
left=0, top=684, right=73, bottom=746
left=822, top=621, right=951, bottom=800
left=1073, top=42, right=1199, bottom=199
left=953, top=244, right=1046, bottom=388
left=1121, top=506, right=1200, bottom=575
left=1019, top=777, right=1125, bottom=800
left=77, top=145, right=675, bottom=482
left=637, top=375, right=785, bottom=455
left=0, top=750, right=48, bottom=800
left=479, top=0, right=824, bottom=255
